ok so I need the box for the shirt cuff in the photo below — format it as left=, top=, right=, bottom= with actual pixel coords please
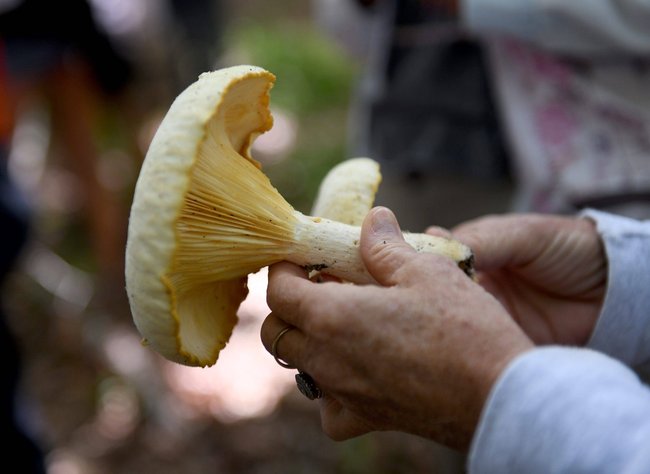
left=580, top=209, right=650, bottom=369
left=468, top=346, right=650, bottom=474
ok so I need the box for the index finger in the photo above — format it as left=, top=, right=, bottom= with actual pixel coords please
left=266, top=261, right=317, bottom=328
left=451, top=214, right=552, bottom=271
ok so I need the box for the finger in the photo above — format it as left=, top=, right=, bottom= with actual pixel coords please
left=268, top=260, right=309, bottom=282
left=425, top=225, right=453, bottom=239
left=359, top=207, right=418, bottom=287
left=452, top=214, right=552, bottom=271
left=260, top=312, right=307, bottom=369
left=319, top=395, right=373, bottom=441
left=267, top=261, right=315, bottom=328
left=309, top=272, right=340, bottom=283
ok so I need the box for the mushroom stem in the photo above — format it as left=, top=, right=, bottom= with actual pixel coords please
left=289, top=212, right=474, bottom=283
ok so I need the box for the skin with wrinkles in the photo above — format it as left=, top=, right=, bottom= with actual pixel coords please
left=451, top=214, right=606, bottom=346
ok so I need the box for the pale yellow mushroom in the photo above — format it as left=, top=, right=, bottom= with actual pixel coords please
left=125, top=65, right=474, bottom=368
left=311, top=157, right=382, bottom=225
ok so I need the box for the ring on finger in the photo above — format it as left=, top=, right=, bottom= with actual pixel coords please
left=295, top=371, right=323, bottom=400
left=271, top=326, right=296, bottom=369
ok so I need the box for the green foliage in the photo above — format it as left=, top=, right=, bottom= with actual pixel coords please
left=232, top=21, right=357, bottom=114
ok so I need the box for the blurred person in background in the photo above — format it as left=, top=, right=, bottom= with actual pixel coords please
left=1, top=0, right=231, bottom=470
left=0, top=0, right=134, bottom=291
left=0, top=0, right=134, bottom=469
left=314, top=0, right=650, bottom=229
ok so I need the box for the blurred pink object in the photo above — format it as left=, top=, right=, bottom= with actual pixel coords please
left=163, top=267, right=295, bottom=422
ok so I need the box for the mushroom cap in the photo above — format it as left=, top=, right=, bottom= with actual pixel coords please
left=125, top=66, right=289, bottom=367
left=311, top=157, right=382, bottom=224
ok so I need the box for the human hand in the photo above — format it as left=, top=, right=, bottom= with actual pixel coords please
left=261, top=207, right=533, bottom=450
left=442, top=214, right=607, bottom=346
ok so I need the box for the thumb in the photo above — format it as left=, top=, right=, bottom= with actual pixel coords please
left=360, top=207, right=416, bottom=286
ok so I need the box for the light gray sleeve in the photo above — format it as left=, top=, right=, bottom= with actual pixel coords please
left=581, top=209, right=650, bottom=372
left=468, top=347, right=650, bottom=474
left=461, top=0, right=650, bottom=56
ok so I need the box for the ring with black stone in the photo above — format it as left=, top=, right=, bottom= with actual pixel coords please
left=295, top=371, right=323, bottom=400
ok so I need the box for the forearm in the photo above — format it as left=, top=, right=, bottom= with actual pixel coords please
left=469, top=347, right=650, bottom=474
left=461, top=0, right=650, bottom=56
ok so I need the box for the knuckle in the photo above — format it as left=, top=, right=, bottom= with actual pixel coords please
left=300, top=305, right=332, bottom=336
left=259, top=317, right=277, bottom=351
left=321, top=418, right=349, bottom=441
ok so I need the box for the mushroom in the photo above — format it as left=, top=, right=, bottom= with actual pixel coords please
left=311, top=157, right=382, bottom=226
left=125, top=65, right=474, bottom=368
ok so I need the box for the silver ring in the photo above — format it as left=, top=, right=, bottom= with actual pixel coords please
left=271, top=326, right=296, bottom=369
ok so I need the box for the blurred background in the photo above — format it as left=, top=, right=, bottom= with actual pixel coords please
left=1, top=0, right=479, bottom=472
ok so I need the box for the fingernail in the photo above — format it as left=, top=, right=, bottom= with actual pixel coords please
left=370, top=207, right=400, bottom=238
